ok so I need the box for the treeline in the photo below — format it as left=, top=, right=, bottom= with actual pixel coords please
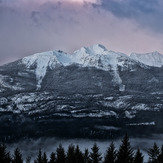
left=0, top=135, right=163, bottom=163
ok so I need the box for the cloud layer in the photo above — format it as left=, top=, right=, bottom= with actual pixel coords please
left=0, top=0, right=163, bottom=65
left=99, top=0, right=163, bottom=33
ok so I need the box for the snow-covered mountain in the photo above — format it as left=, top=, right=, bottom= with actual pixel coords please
left=21, top=44, right=150, bottom=90
left=1, top=43, right=163, bottom=97
left=130, top=51, right=163, bottom=67
left=0, top=44, right=163, bottom=141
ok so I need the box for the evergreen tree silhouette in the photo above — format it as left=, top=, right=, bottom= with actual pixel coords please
left=0, top=144, right=11, bottom=163
left=103, top=142, right=116, bottom=163
left=12, top=147, right=23, bottom=163
left=6, top=152, right=11, bottom=163
left=26, top=156, right=31, bottom=163
left=49, top=152, right=56, bottom=163
left=56, top=144, right=66, bottom=163
left=74, top=145, right=84, bottom=163
left=35, top=149, right=43, bottom=163
left=133, top=149, right=143, bottom=163
left=158, top=145, right=163, bottom=163
left=84, top=149, right=91, bottom=163
left=42, top=152, right=48, bottom=163
left=148, top=143, right=160, bottom=163
left=66, top=144, right=75, bottom=163
left=116, top=134, right=134, bottom=163
left=90, top=143, right=102, bottom=163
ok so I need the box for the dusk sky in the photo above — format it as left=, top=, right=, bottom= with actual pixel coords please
left=1, top=0, right=163, bottom=65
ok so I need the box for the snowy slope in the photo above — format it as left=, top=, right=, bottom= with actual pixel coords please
left=72, top=44, right=132, bottom=91
left=21, top=44, right=163, bottom=90
left=130, top=51, right=163, bottom=67
left=22, top=44, right=142, bottom=90
left=22, top=51, right=71, bottom=89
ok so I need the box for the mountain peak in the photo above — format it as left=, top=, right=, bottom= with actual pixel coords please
left=89, top=44, right=108, bottom=53
left=85, top=44, right=108, bottom=55
left=73, top=44, right=108, bottom=57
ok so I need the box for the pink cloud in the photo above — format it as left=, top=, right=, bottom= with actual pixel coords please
left=0, top=0, right=163, bottom=65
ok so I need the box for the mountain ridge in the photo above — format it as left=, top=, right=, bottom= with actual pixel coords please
left=18, top=44, right=160, bottom=90
left=0, top=44, right=163, bottom=141
left=130, top=51, right=163, bottom=67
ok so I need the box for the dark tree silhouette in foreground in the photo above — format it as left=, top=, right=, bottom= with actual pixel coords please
left=148, top=143, right=160, bottom=163
left=26, top=156, right=31, bottom=163
left=34, top=149, right=43, bottom=163
left=42, top=152, right=48, bottom=163
left=84, top=149, right=91, bottom=163
left=158, top=145, right=163, bottom=163
left=56, top=144, right=66, bottom=163
left=103, top=142, right=117, bottom=163
left=12, top=147, right=23, bottom=163
left=90, top=143, right=102, bottom=163
left=0, top=144, right=11, bottom=163
left=74, top=145, right=84, bottom=163
left=116, top=134, right=134, bottom=163
left=66, top=144, right=75, bottom=163
left=49, top=152, right=56, bottom=163
left=133, top=149, right=143, bottom=163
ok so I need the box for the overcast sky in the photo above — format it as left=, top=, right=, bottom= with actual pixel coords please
left=0, top=0, right=163, bottom=65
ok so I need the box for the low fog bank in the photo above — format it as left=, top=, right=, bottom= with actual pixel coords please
left=6, top=134, right=163, bottom=162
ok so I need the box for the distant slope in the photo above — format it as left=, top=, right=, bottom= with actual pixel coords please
left=130, top=51, right=163, bottom=67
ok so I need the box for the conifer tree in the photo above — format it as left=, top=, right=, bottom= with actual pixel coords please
left=90, top=143, right=102, bottom=163
left=12, top=147, right=23, bottom=163
left=26, top=156, right=31, bottom=163
left=42, top=152, right=48, bottom=163
left=75, top=145, right=84, bottom=163
left=116, top=134, right=134, bottom=163
left=6, top=152, right=11, bottom=163
left=66, top=144, right=75, bottom=163
left=133, top=149, right=143, bottom=163
left=103, top=142, right=117, bottom=163
left=158, top=145, right=163, bottom=163
left=56, top=144, right=66, bottom=163
left=49, top=152, right=56, bottom=163
left=35, top=149, right=43, bottom=163
left=148, top=143, right=160, bottom=163
left=0, top=144, right=10, bottom=163
left=84, top=149, right=91, bottom=163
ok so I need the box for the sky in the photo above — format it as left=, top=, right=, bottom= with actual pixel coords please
left=1, top=0, right=163, bottom=65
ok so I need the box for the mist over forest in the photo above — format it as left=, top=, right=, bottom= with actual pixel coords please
left=4, top=134, right=163, bottom=162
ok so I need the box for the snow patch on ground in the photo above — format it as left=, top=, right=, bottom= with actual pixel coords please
left=131, top=104, right=160, bottom=111
left=124, top=111, right=136, bottom=119
left=0, top=75, right=23, bottom=91
left=95, top=125, right=120, bottom=130
left=127, top=122, right=155, bottom=126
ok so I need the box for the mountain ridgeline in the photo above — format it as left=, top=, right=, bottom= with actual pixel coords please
left=0, top=44, right=163, bottom=142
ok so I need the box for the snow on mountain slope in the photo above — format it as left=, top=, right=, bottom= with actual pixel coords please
left=21, top=44, right=161, bottom=90
left=21, top=44, right=130, bottom=90
left=22, top=51, right=71, bottom=89
left=23, top=51, right=58, bottom=89
left=72, top=44, right=129, bottom=91
left=130, top=51, right=163, bottom=67
left=0, top=74, right=23, bottom=91
left=72, top=44, right=128, bottom=69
